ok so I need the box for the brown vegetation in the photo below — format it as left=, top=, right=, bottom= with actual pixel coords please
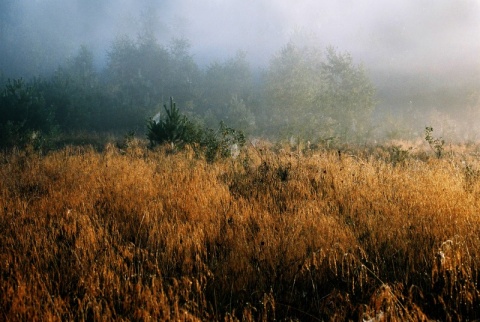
left=1, top=140, right=480, bottom=321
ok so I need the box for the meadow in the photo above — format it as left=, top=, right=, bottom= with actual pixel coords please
left=1, top=140, right=480, bottom=321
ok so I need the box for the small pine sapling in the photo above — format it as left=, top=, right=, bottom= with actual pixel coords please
left=147, top=97, right=198, bottom=147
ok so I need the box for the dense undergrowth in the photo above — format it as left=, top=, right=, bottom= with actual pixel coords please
left=1, top=140, right=480, bottom=321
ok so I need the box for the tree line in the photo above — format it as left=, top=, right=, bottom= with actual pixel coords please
left=0, top=33, right=376, bottom=149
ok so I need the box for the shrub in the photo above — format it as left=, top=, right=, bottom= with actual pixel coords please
left=147, top=98, right=246, bottom=162
left=201, top=121, right=246, bottom=163
left=425, top=126, right=445, bottom=158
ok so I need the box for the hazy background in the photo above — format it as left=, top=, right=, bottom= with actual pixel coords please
left=1, top=0, right=479, bottom=140
left=2, top=0, right=479, bottom=74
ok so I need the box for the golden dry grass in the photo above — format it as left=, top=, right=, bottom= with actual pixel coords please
left=1, top=140, right=480, bottom=321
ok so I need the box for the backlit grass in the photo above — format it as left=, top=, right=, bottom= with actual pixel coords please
left=1, top=141, right=480, bottom=321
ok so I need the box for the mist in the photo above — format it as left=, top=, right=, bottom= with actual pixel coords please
left=1, top=0, right=480, bottom=142
left=2, top=1, right=479, bottom=73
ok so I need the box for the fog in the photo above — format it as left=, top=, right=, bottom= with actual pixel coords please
left=1, top=0, right=480, bottom=141
left=2, top=0, right=479, bottom=74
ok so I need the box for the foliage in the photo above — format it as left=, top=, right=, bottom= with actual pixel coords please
left=201, top=121, right=246, bottom=163
left=0, top=78, right=56, bottom=148
left=425, top=126, right=445, bottom=158
left=166, top=38, right=202, bottom=106
left=106, top=36, right=201, bottom=112
left=103, top=36, right=205, bottom=133
left=388, top=145, right=412, bottom=166
left=147, top=98, right=246, bottom=162
left=463, top=162, right=480, bottom=192
left=41, top=46, right=104, bottom=132
left=147, top=97, right=199, bottom=147
left=319, top=47, right=376, bottom=139
left=219, top=95, right=256, bottom=133
left=1, top=26, right=380, bottom=146
left=199, top=51, right=256, bottom=130
left=106, top=35, right=169, bottom=109
left=263, top=42, right=376, bottom=141
left=263, top=41, right=325, bottom=137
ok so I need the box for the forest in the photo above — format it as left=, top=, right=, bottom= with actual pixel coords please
left=0, top=30, right=381, bottom=152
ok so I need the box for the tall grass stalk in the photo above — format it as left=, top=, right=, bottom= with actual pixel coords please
left=1, top=141, right=480, bottom=320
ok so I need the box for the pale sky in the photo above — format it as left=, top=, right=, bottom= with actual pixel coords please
left=2, top=0, right=479, bottom=79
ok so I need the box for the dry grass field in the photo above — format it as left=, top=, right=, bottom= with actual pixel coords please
left=1, top=140, right=480, bottom=321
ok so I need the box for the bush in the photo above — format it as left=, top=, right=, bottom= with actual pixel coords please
left=201, top=121, right=246, bottom=163
left=147, top=98, right=245, bottom=162
left=425, top=126, right=445, bottom=158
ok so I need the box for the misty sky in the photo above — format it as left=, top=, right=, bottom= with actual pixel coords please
left=181, top=0, right=480, bottom=76
left=1, top=0, right=479, bottom=80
